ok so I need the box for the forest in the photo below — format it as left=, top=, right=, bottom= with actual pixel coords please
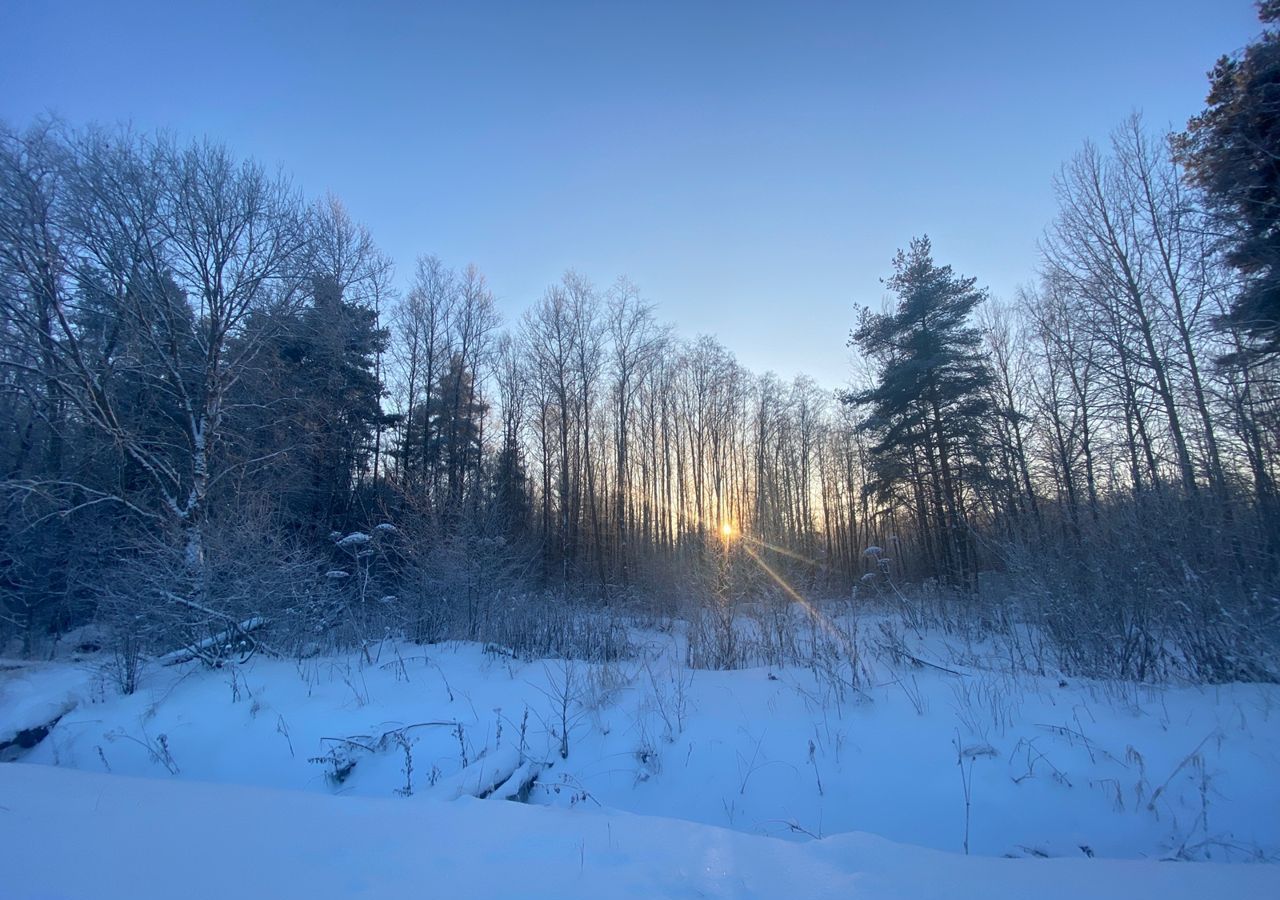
left=1, top=18, right=1278, bottom=697
left=5, top=5, right=1280, bottom=895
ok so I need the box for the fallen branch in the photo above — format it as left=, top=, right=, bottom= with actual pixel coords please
left=158, top=616, right=272, bottom=666
left=375, top=721, right=462, bottom=747
left=904, top=652, right=969, bottom=677
left=319, top=736, right=377, bottom=754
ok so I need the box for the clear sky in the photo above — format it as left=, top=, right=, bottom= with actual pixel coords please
left=0, top=0, right=1262, bottom=388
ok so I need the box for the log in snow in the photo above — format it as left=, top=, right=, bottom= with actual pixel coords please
left=489, top=760, right=545, bottom=802
left=157, top=617, right=269, bottom=666
left=430, top=745, right=523, bottom=801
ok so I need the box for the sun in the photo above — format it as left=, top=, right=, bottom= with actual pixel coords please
left=720, top=521, right=735, bottom=539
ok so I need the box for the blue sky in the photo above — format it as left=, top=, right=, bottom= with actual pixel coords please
left=0, top=0, right=1261, bottom=387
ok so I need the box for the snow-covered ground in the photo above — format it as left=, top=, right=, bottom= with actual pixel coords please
left=5, top=762, right=1278, bottom=900
left=2, top=615, right=1279, bottom=897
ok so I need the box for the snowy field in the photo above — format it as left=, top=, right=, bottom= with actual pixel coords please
left=3, top=614, right=1279, bottom=898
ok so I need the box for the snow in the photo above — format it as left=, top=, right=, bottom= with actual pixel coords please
left=336, top=531, right=372, bottom=548
left=3, top=763, right=1277, bottom=900
left=0, top=660, right=90, bottom=749
left=2, top=614, right=1279, bottom=896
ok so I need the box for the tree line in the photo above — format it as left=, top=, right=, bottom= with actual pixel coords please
left=1, top=8, right=1277, bottom=682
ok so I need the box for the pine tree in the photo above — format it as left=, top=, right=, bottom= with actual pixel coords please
left=844, top=237, right=995, bottom=592
left=1176, top=1, right=1280, bottom=357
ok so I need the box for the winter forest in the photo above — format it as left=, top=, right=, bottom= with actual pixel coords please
left=2, top=3, right=1280, bottom=898
left=3, top=102, right=1277, bottom=686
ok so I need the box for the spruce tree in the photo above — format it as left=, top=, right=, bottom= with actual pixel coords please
left=263, top=274, right=389, bottom=534
left=426, top=353, right=488, bottom=521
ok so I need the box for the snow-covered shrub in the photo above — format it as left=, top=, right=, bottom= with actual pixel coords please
left=91, top=504, right=332, bottom=690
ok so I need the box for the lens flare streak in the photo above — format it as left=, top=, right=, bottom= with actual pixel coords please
left=739, top=542, right=853, bottom=654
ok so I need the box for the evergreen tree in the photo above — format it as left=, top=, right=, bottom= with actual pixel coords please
left=264, top=274, right=390, bottom=534
left=1176, top=1, right=1280, bottom=357
left=844, top=237, right=995, bottom=592
left=426, top=352, right=488, bottom=520
left=489, top=431, right=531, bottom=541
